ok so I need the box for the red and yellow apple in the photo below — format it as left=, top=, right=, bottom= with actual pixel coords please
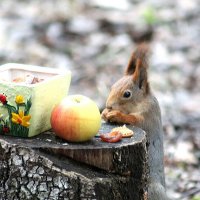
left=50, top=95, right=101, bottom=142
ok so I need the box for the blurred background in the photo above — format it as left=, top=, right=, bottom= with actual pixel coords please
left=0, top=0, right=200, bottom=199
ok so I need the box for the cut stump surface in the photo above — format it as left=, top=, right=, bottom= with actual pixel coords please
left=0, top=122, right=148, bottom=200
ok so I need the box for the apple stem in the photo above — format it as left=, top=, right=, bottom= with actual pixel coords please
left=75, top=98, right=80, bottom=103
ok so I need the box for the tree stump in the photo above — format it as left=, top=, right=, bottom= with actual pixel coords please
left=0, top=122, right=148, bottom=200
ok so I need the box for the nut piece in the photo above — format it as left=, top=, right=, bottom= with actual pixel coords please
left=111, top=125, right=134, bottom=138
left=12, top=74, right=44, bottom=84
left=100, top=131, right=122, bottom=143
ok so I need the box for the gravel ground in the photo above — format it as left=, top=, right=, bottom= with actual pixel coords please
left=0, top=0, right=200, bottom=199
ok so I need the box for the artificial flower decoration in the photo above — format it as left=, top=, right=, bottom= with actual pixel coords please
left=12, top=110, right=31, bottom=127
left=0, top=94, right=7, bottom=105
left=2, top=126, right=9, bottom=133
left=15, top=95, right=24, bottom=104
left=0, top=94, right=32, bottom=137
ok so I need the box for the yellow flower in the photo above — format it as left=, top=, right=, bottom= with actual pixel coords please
left=15, top=95, right=24, bottom=104
left=11, top=110, right=31, bottom=127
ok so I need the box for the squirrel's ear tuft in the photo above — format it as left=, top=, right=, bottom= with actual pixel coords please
left=133, top=58, right=142, bottom=83
left=125, top=53, right=137, bottom=75
left=130, top=44, right=150, bottom=94
left=125, top=43, right=149, bottom=75
left=133, top=61, right=150, bottom=94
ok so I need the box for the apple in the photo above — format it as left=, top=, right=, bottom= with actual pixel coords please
left=50, top=95, right=101, bottom=142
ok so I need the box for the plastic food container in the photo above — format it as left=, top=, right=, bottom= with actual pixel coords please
left=0, top=63, right=71, bottom=137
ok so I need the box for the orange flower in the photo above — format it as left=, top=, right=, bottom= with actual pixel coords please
left=11, top=110, right=31, bottom=127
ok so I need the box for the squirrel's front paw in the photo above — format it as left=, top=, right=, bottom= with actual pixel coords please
left=101, top=108, right=111, bottom=122
left=106, top=110, right=123, bottom=123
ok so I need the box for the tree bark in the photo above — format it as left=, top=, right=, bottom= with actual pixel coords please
left=0, top=123, right=148, bottom=200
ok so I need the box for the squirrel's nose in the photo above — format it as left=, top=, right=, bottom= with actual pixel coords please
left=106, top=96, right=115, bottom=110
left=106, top=101, right=113, bottom=110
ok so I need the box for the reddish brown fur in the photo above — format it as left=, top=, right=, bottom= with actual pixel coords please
left=102, top=44, right=151, bottom=125
left=102, top=109, right=144, bottom=125
left=132, top=58, right=141, bottom=82
left=125, top=43, right=149, bottom=75
left=101, top=44, right=169, bottom=200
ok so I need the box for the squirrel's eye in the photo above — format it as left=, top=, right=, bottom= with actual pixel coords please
left=123, top=90, right=132, bottom=98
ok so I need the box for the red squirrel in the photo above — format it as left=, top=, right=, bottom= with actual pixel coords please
left=102, top=44, right=170, bottom=200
